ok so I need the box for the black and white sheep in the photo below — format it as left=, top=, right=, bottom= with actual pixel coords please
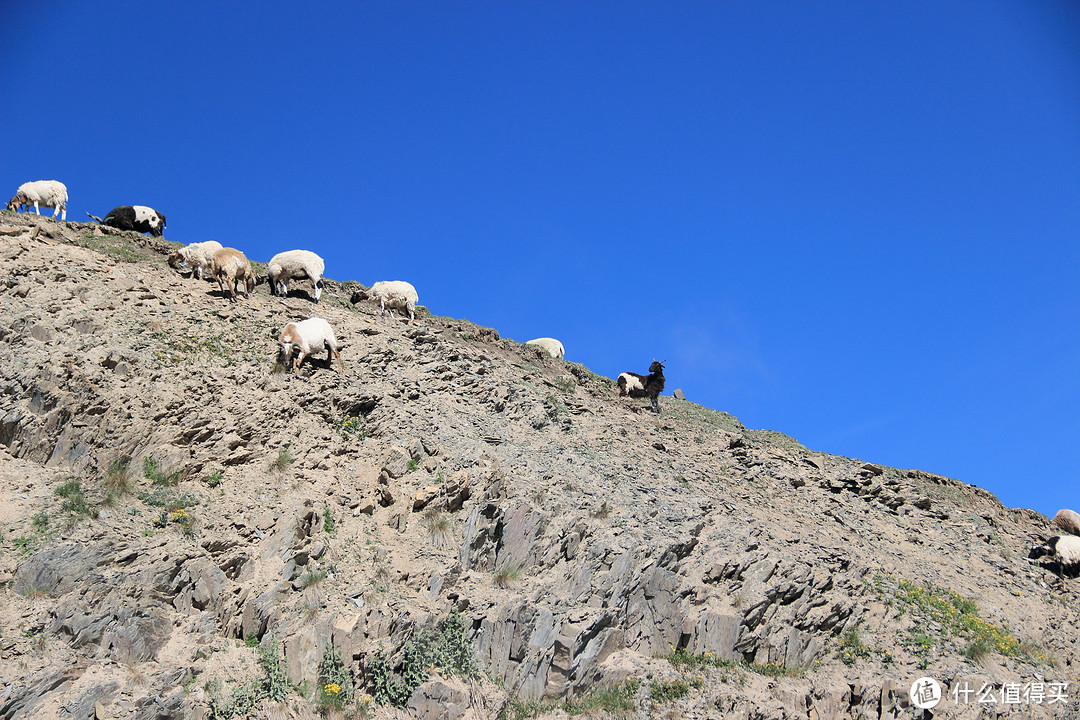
left=6, top=180, right=68, bottom=220
left=617, top=360, right=666, bottom=413
left=1052, top=508, right=1080, bottom=537
left=211, top=247, right=256, bottom=302
left=168, top=241, right=224, bottom=280
left=267, top=249, right=325, bottom=303
left=278, top=318, right=343, bottom=374
left=87, top=205, right=166, bottom=236
left=526, top=337, right=565, bottom=359
left=350, top=280, right=419, bottom=321
left=1030, top=535, right=1080, bottom=579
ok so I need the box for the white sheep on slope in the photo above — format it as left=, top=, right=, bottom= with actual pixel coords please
left=268, top=249, right=325, bottom=303
left=350, top=281, right=419, bottom=321
left=1052, top=509, right=1080, bottom=537
left=168, top=241, right=224, bottom=280
left=1032, top=535, right=1080, bottom=579
left=278, top=317, right=343, bottom=374
left=6, top=180, right=68, bottom=220
left=525, top=337, right=565, bottom=359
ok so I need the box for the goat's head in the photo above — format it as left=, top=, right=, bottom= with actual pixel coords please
left=649, top=360, right=666, bottom=374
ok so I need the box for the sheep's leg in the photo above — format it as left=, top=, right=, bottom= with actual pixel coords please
left=60, top=206, right=66, bottom=221
left=293, top=351, right=307, bottom=375
left=32, top=201, right=41, bottom=216
left=314, top=281, right=322, bottom=304
left=330, top=346, right=343, bottom=373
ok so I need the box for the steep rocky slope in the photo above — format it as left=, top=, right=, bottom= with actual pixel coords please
left=0, top=212, right=1077, bottom=720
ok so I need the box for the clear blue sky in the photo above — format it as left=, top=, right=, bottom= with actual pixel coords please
left=3, top=2, right=1078, bottom=518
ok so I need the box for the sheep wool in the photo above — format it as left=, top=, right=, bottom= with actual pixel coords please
left=526, top=337, right=565, bottom=359
left=278, top=317, right=343, bottom=374
left=1052, top=508, right=1080, bottom=537
left=6, top=180, right=68, bottom=220
left=352, top=280, right=419, bottom=321
left=211, top=247, right=256, bottom=302
left=168, top=241, right=224, bottom=280
left=1050, top=535, right=1080, bottom=570
left=102, top=206, right=166, bottom=236
left=268, top=249, right=326, bottom=303
left=617, top=360, right=666, bottom=413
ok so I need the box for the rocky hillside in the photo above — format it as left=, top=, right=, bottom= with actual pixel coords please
left=0, top=211, right=1077, bottom=720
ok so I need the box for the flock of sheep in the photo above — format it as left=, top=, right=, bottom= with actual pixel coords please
left=6, top=179, right=669, bottom=411
left=6, top=179, right=1080, bottom=584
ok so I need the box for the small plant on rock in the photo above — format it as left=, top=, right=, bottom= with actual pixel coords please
left=268, top=446, right=294, bottom=473
left=317, top=645, right=353, bottom=712
left=143, top=457, right=184, bottom=486
left=493, top=565, right=521, bottom=588
left=103, top=455, right=134, bottom=494
left=422, top=508, right=454, bottom=549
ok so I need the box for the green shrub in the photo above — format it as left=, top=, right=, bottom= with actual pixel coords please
left=103, top=455, right=134, bottom=494
left=367, top=612, right=477, bottom=707
left=317, top=645, right=353, bottom=711
left=269, top=446, right=294, bottom=472
left=143, top=457, right=184, bottom=486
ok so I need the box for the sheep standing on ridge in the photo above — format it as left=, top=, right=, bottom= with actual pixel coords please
left=211, top=247, right=256, bottom=302
left=6, top=180, right=67, bottom=220
left=278, top=318, right=343, bottom=374
left=168, top=241, right=224, bottom=280
left=268, top=249, right=325, bottom=303
left=526, top=338, right=565, bottom=359
left=1053, top=509, right=1080, bottom=537
left=1031, top=535, right=1080, bottom=579
left=87, top=205, right=166, bottom=236
left=617, top=360, right=666, bottom=414
left=350, top=281, right=419, bottom=322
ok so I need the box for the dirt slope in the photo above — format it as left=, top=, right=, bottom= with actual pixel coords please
left=0, top=211, right=1077, bottom=720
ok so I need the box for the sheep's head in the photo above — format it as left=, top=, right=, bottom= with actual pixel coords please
left=277, top=342, right=300, bottom=364
left=6, top=193, right=26, bottom=211
left=349, top=289, right=370, bottom=304
left=167, top=250, right=184, bottom=269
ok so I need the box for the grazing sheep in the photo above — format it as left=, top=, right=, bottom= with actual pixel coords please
left=168, top=241, right=224, bottom=280
left=1052, top=509, right=1080, bottom=537
left=6, top=180, right=67, bottom=220
left=267, top=249, right=325, bottom=303
left=278, top=318, right=343, bottom=374
left=525, top=337, right=565, bottom=359
left=350, top=281, right=419, bottom=321
left=87, top=205, right=166, bottom=236
left=1031, top=535, right=1080, bottom=578
left=617, top=360, right=666, bottom=413
left=211, top=247, right=256, bottom=302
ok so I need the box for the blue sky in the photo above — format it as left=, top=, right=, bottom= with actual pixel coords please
left=2, top=2, right=1078, bottom=517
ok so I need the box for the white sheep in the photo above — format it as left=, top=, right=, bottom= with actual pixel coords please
left=1052, top=509, right=1080, bottom=537
left=1033, top=535, right=1080, bottom=578
left=278, top=317, right=343, bottom=374
left=350, top=281, right=419, bottom=321
left=211, top=247, right=256, bottom=302
left=525, top=338, right=565, bottom=359
left=267, top=249, right=325, bottom=303
left=6, top=180, right=68, bottom=220
left=168, top=241, right=224, bottom=280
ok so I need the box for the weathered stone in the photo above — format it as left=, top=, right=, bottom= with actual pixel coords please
left=406, top=676, right=471, bottom=720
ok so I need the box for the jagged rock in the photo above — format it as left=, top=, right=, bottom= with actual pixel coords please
left=406, top=676, right=471, bottom=719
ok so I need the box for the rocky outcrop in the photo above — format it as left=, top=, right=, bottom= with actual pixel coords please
left=0, top=216, right=1077, bottom=719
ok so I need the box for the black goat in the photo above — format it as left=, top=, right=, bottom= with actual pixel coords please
left=617, top=360, right=666, bottom=413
